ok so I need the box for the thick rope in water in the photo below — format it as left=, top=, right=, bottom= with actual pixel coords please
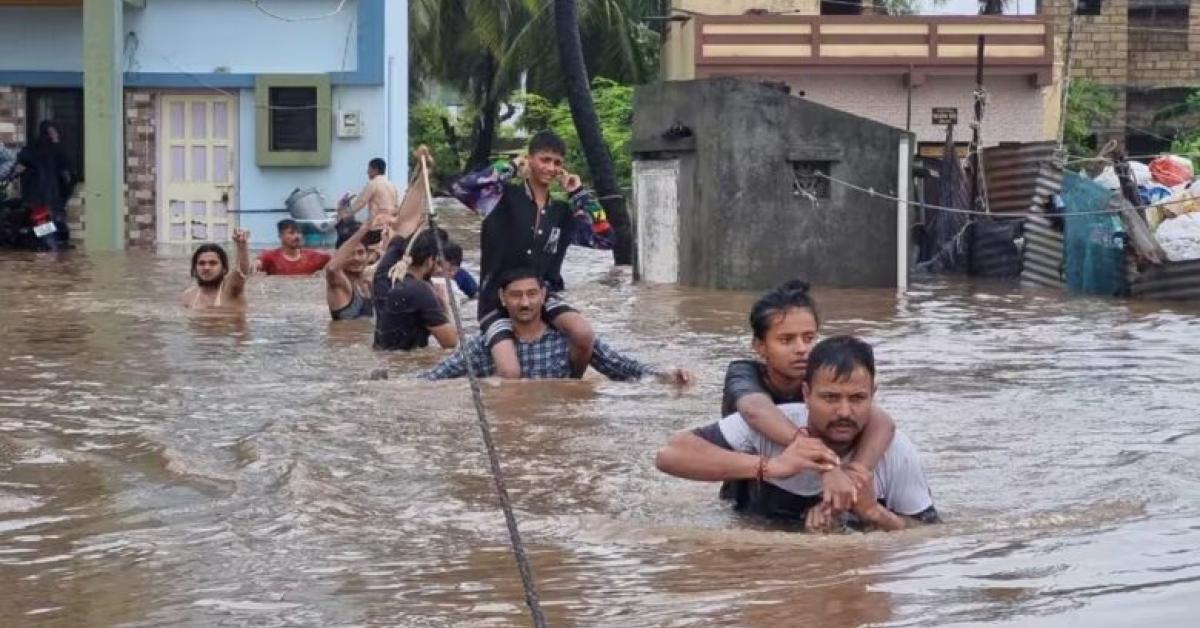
left=418, top=156, right=548, bottom=628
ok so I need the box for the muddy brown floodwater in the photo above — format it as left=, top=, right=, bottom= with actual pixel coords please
left=1, top=208, right=1199, bottom=627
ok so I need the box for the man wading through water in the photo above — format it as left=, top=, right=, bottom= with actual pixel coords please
left=657, top=335, right=939, bottom=532
left=422, top=268, right=688, bottom=382
left=417, top=130, right=614, bottom=379
left=181, top=228, right=252, bottom=312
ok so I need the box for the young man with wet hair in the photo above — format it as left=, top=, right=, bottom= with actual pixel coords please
left=656, top=336, right=939, bottom=532
left=421, top=267, right=689, bottom=383
left=256, top=218, right=331, bottom=276
left=181, top=228, right=252, bottom=311
left=373, top=228, right=458, bottom=351
left=439, top=240, right=479, bottom=300
left=420, top=130, right=614, bottom=379
left=336, top=156, right=406, bottom=247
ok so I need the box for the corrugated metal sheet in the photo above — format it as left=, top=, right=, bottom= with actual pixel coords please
left=1129, top=258, right=1200, bottom=300
left=983, top=141, right=1064, bottom=217
left=1022, top=218, right=1065, bottom=289
left=969, top=220, right=1024, bottom=278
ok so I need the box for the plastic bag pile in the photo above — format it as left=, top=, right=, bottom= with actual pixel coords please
left=1092, top=154, right=1200, bottom=261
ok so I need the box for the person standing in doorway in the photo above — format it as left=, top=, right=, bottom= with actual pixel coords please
left=256, top=219, right=331, bottom=275
left=15, top=121, right=77, bottom=248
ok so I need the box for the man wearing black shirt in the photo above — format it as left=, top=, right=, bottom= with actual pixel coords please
left=432, top=131, right=614, bottom=378
left=373, top=229, right=458, bottom=351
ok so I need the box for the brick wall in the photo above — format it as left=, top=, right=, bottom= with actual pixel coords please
left=1045, top=0, right=1130, bottom=138
left=1127, top=3, right=1200, bottom=88
left=0, top=86, right=26, bottom=146
left=1045, top=0, right=1200, bottom=141
left=124, top=90, right=156, bottom=246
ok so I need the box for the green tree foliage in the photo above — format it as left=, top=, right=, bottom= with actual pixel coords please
left=1154, top=90, right=1200, bottom=169
left=1064, top=80, right=1118, bottom=158
left=409, top=0, right=659, bottom=172
left=521, top=78, right=634, bottom=189
left=408, top=103, right=463, bottom=188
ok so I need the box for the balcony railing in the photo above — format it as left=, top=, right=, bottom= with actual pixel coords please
left=694, top=15, right=1055, bottom=86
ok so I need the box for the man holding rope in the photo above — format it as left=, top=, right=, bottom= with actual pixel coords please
left=374, top=228, right=459, bottom=351
left=418, top=130, right=614, bottom=380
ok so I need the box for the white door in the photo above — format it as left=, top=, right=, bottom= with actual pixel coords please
left=159, top=95, right=237, bottom=243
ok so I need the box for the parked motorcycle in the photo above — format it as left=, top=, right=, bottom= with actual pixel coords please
left=0, top=177, right=60, bottom=251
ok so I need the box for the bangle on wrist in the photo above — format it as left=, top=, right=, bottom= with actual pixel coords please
left=756, top=455, right=768, bottom=482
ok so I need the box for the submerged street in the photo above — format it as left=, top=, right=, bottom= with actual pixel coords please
left=1, top=210, right=1199, bottom=627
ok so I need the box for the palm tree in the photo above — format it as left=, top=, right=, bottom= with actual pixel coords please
left=553, top=0, right=633, bottom=264
left=410, top=0, right=658, bottom=179
left=410, top=0, right=547, bottom=170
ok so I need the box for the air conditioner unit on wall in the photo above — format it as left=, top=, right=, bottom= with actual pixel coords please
left=335, top=110, right=361, bottom=138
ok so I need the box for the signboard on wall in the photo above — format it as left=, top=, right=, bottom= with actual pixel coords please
left=932, top=107, right=959, bottom=126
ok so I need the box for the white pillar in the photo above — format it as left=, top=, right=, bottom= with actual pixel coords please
left=896, top=135, right=911, bottom=292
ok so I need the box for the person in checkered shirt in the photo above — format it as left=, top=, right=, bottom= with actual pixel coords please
left=421, top=268, right=691, bottom=383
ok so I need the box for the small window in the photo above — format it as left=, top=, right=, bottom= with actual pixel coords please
left=1128, top=7, right=1189, bottom=53
left=269, top=87, right=318, bottom=152
left=790, top=161, right=831, bottom=199
left=255, top=75, right=331, bottom=167
left=26, top=88, right=84, bottom=180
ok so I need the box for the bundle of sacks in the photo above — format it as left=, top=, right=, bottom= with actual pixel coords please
left=1091, top=154, right=1200, bottom=261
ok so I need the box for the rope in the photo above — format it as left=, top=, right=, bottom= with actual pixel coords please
left=418, top=157, right=548, bottom=628
left=816, top=171, right=1136, bottom=218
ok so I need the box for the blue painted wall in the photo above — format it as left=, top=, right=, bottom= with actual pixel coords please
left=0, top=1, right=358, bottom=74
left=235, top=84, right=388, bottom=243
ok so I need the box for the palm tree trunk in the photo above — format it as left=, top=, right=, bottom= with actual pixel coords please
left=467, top=55, right=500, bottom=172
left=553, top=0, right=633, bottom=265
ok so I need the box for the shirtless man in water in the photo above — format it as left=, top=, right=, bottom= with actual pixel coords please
left=181, top=228, right=251, bottom=312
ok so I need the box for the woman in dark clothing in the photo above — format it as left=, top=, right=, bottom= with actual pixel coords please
left=16, top=121, right=76, bottom=247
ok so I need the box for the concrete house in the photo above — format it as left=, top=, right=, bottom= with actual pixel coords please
left=0, top=0, right=406, bottom=247
left=661, top=0, right=1059, bottom=156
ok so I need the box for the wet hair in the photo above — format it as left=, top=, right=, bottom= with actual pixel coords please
left=190, top=243, right=228, bottom=278
left=498, top=267, right=543, bottom=291
left=277, top=218, right=300, bottom=234
left=528, top=130, right=566, bottom=157
left=805, top=335, right=875, bottom=386
left=442, top=241, right=464, bottom=266
left=409, top=228, right=449, bottom=266
left=749, top=279, right=821, bottom=340
left=362, top=229, right=383, bottom=247
left=369, top=157, right=387, bottom=174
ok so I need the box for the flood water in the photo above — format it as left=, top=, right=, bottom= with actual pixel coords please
left=2, top=208, right=1200, bottom=627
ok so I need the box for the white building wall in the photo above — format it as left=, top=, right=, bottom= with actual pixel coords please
left=788, top=75, right=1053, bottom=146
left=0, top=0, right=358, bottom=74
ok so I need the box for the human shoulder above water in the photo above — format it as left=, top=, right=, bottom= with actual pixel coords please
left=373, top=228, right=459, bottom=351
left=182, top=228, right=252, bottom=313
left=255, top=219, right=331, bottom=276
left=657, top=330, right=939, bottom=532
left=421, top=267, right=690, bottom=384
